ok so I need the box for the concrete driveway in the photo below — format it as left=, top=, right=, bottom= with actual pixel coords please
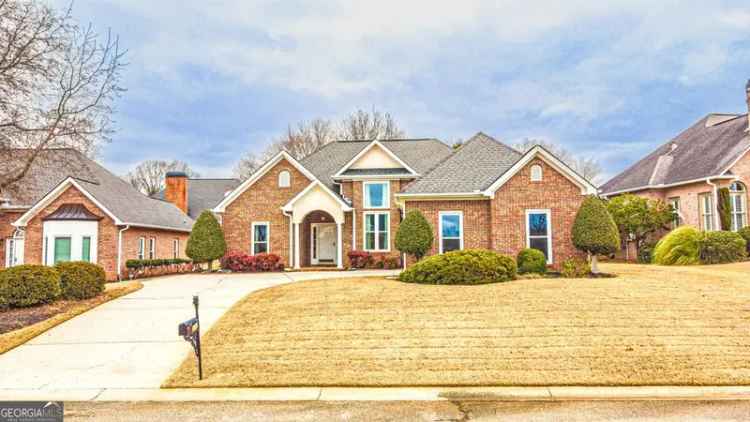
left=0, top=270, right=397, bottom=399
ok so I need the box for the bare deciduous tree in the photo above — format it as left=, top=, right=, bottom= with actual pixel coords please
left=0, top=0, right=125, bottom=193
left=514, top=138, right=603, bottom=184
left=126, top=160, right=199, bottom=196
left=233, top=109, right=406, bottom=180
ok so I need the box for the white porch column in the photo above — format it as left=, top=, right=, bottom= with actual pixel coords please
left=294, top=223, right=301, bottom=269
left=336, top=222, right=344, bottom=269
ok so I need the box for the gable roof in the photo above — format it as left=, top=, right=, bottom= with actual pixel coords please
left=332, top=140, right=419, bottom=178
left=154, top=178, right=240, bottom=219
left=601, top=114, right=750, bottom=195
left=400, top=133, right=523, bottom=194
left=7, top=149, right=193, bottom=232
left=300, top=138, right=452, bottom=188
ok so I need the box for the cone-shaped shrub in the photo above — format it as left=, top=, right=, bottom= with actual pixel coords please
left=652, top=226, right=701, bottom=265
left=186, top=210, right=226, bottom=269
left=572, top=196, right=620, bottom=273
left=395, top=210, right=433, bottom=261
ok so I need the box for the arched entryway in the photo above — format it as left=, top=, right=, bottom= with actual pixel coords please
left=301, top=210, right=338, bottom=267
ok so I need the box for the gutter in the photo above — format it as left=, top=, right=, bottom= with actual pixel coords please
left=601, top=175, right=736, bottom=197
left=117, top=225, right=131, bottom=281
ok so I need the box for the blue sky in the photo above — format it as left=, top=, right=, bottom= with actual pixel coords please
left=56, top=1, right=750, bottom=182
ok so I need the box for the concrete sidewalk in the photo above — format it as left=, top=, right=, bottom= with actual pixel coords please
left=3, top=386, right=750, bottom=402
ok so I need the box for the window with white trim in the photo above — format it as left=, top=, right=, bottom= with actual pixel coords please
left=526, top=210, right=552, bottom=264
left=173, top=239, right=180, bottom=259
left=137, top=237, right=145, bottom=260
left=278, top=170, right=291, bottom=188
left=699, top=193, right=714, bottom=231
left=363, top=181, right=389, bottom=209
left=439, top=211, right=463, bottom=253
left=729, top=182, right=747, bottom=231
left=364, top=212, right=389, bottom=251
left=251, top=222, right=270, bottom=254
left=148, top=237, right=156, bottom=259
left=530, top=164, right=543, bottom=182
left=668, top=197, right=681, bottom=229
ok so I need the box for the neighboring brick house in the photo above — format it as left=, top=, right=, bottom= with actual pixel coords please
left=601, top=82, right=750, bottom=246
left=209, top=133, right=597, bottom=270
left=1, top=149, right=193, bottom=280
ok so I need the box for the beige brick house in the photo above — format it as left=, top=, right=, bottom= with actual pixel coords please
left=210, top=133, right=597, bottom=269
left=1, top=149, right=193, bottom=280
left=601, top=82, right=750, bottom=237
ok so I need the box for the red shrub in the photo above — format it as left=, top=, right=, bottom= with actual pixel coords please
left=221, top=251, right=256, bottom=272
left=347, top=250, right=372, bottom=269
left=254, top=253, right=282, bottom=272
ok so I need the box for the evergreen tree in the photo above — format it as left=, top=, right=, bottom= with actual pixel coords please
left=395, top=210, right=433, bottom=261
left=572, top=196, right=620, bottom=273
left=186, top=211, right=227, bottom=270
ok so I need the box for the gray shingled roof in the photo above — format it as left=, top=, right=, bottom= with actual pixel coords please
left=4, top=149, right=193, bottom=231
left=300, top=139, right=452, bottom=188
left=601, top=114, right=750, bottom=194
left=154, top=178, right=241, bottom=219
left=339, top=168, right=412, bottom=176
left=401, top=133, right=523, bottom=194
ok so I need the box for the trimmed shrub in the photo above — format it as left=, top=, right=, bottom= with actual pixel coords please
left=395, top=210, right=433, bottom=260
left=367, top=256, right=401, bottom=270
left=738, top=226, right=750, bottom=255
left=186, top=210, right=227, bottom=269
left=56, top=261, right=106, bottom=300
left=126, top=258, right=191, bottom=269
left=0, top=265, right=61, bottom=307
left=348, top=250, right=372, bottom=269
left=698, top=231, right=747, bottom=264
left=254, top=253, right=283, bottom=271
left=517, top=248, right=547, bottom=274
left=399, top=249, right=516, bottom=285
left=561, top=257, right=591, bottom=278
left=221, top=250, right=256, bottom=272
left=652, top=226, right=701, bottom=265
left=572, top=196, right=620, bottom=273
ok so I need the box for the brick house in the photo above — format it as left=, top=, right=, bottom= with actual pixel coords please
left=601, top=82, right=750, bottom=242
left=209, top=133, right=597, bottom=269
left=1, top=149, right=193, bottom=280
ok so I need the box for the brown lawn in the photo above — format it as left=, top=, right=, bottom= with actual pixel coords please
left=165, top=262, right=750, bottom=387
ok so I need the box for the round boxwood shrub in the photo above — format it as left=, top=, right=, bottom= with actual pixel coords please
left=55, top=261, right=106, bottom=300
left=652, top=226, right=701, bottom=265
left=0, top=265, right=61, bottom=307
left=517, top=248, right=547, bottom=274
left=399, top=249, right=517, bottom=285
left=395, top=210, right=433, bottom=261
left=698, top=231, right=747, bottom=264
left=738, top=226, right=750, bottom=255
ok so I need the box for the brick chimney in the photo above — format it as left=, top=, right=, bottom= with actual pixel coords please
left=165, top=171, right=188, bottom=214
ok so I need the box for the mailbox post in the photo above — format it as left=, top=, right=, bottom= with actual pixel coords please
left=178, top=295, right=203, bottom=380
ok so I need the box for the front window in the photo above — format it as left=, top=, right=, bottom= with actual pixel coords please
left=439, top=212, right=463, bottom=253
left=363, top=182, right=389, bottom=209
left=173, top=239, right=180, bottom=259
left=53, top=237, right=72, bottom=264
left=699, top=193, right=714, bottom=231
left=252, top=222, right=269, bottom=254
left=149, top=238, right=156, bottom=260
left=729, top=182, right=747, bottom=231
left=668, top=197, right=681, bottom=229
left=82, top=236, right=91, bottom=262
left=137, top=237, right=145, bottom=260
left=526, top=210, right=552, bottom=264
left=364, top=212, right=389, bottom=251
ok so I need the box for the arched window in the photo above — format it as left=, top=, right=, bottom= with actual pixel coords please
left=530, top=164, right=543, bottom=182
left=278, top=170, right=291, bottom=188
left=729, top=182, right=747, bottom=231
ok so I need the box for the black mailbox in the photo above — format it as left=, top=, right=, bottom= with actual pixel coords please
left=179, top=317, right=199, bottom=340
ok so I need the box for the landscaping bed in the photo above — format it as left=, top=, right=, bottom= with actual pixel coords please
left=165, top=261, right=750, bottom=388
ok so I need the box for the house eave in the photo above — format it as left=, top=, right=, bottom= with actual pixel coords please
left=395, top=192, right=487, bottom=201
left=600, top=175, right=737, bottom=197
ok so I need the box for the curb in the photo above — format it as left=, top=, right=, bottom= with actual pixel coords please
left=2, top=386, right=750, bottom=402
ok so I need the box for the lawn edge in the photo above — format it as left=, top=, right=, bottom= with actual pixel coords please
left=0, top=281, right=143, bottom=355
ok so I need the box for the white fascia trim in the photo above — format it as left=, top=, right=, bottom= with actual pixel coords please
left=332, top=140, right=419, bottom=178
left=119, top=222, right=193, bottom=233
left=395, top=192, right=487, bottom=201
left=484, top=146, right=598, bottom=197
left=600, top=175, right=737, bottom=197
left=331, top=174, right=416, bottom=181
left=12, top=177, right=123, bottom=227
left=214, top=151, right=317, bottom=212
left=281, top=180, right=353, bottom=212
left=720, top=145, right=750, bottom=175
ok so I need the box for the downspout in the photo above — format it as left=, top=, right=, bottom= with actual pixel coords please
left=706, top=178, right=721, bottom=231
left=117, top=225, right=130, bottom=281
left=283, top=210, right=293, bottom=269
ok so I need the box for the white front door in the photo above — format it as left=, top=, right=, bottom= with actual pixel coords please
left=311, top=223, right=337, bottom=265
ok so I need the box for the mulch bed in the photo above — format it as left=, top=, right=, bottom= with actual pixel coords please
left=0, top=297, right=104, bottom=334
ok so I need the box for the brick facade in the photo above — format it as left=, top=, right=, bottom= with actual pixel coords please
left=405, top=200, right=492, bottom=258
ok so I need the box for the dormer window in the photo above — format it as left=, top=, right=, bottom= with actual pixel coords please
left=278, top=170, right=291, bottom=188
left=530, top=164, right=543, bottom=182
